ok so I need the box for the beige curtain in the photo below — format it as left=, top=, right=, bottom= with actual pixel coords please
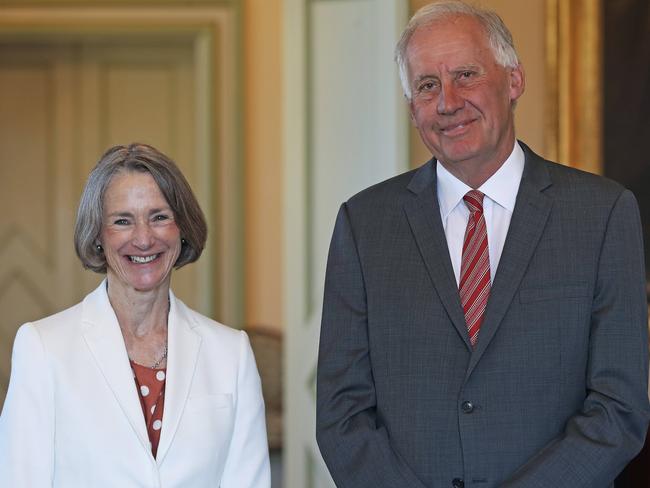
left=545, top=0, right=602, bottom=174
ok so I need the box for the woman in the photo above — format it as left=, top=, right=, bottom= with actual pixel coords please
left=0, top=143, right=270, bottom=487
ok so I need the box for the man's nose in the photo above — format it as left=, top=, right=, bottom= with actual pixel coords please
left=437, top=81, right=463, bottom=115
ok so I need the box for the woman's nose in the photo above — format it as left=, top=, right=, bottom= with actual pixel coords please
left=132, top=222, right=155, bottom=248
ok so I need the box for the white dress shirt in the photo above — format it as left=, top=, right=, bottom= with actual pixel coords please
left=437, top=141, right=525, bottom=286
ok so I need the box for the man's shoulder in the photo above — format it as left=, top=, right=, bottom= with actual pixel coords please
left=345, top=161, right=433, bottom=210
left=545, top=159, right=621, bottom=190
left=523, top=144, right=627, bottom=203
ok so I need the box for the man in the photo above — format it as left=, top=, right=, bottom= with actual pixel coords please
left=316, top=2, right=650, bottom=487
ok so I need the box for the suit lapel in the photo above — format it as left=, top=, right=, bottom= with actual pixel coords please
left=81, top=281, right=151, bottom=453
left=466, top=145, right=553, bottom=378
left=404, top=161, right=472, bottom=350
left=156, top=292, right=202, bottom=465
left=82, top=283, right=203, bottom=464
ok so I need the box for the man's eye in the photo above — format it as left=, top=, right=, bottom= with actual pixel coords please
left=418, top=81, right=436, bottom=92
left=459, top=71, right=474, bottom=79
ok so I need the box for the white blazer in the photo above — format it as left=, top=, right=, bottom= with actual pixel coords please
left=0, top=281, right=270, bottom=487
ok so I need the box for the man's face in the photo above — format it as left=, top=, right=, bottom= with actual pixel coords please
left=406, top=15, right=525, bottom=179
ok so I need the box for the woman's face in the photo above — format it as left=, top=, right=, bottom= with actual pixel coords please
left=99, top=171, right=181, bottom=294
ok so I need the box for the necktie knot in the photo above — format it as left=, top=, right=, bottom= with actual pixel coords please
left=463, top=190, right=485, bottom=215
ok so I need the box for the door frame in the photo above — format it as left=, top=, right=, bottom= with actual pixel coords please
left=0, top=3, right=243, bottom=326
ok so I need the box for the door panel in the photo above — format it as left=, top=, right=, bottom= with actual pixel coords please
left=0, top=37, right=204, bottom=408
left=77, top=40, right=199, bottom=303
left=283, top=1, right=408, bottom=486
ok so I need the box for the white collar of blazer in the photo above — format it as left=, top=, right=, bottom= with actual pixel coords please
left=80, top=280, right=202, bottom=464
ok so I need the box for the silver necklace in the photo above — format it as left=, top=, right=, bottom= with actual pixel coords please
left=150, top=343, right=168, bottom=369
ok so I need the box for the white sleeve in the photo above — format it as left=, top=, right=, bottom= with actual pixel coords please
left=219, top=331, right=270, bottom=488
left=0, top=323, right=55, bottom=487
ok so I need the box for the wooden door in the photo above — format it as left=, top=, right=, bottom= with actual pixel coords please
left=0, top=36, right=206, bottom=408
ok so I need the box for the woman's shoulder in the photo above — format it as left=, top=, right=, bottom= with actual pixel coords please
left=11, top=300, right=85, bottom=359
left=172, top=295, right=247, bottom=344
left=22, top=281, right=107, bottom=341
left=174, top=300, right=256, bottom=371
left=28, top=300, right=84, bottom=333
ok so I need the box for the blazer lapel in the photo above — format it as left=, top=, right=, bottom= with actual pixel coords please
left=466, top=145, right=553, bottom=378
left=81, top=281, right=151, bottom=453
left=404, top=161, right=472, bottom=350
left=156, top=291, right=202, bottom=465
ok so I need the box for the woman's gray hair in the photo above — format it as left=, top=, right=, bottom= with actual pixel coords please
left=74, top=143, right=207, bottom=273
left=395, top=0, right=520, bottom=99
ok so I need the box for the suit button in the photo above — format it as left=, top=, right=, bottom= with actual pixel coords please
left=452, top=478, right=464, bottom=488
left=461, top=401, right=474, bottom=413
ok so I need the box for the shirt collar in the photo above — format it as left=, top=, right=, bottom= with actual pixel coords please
left=436, top=141, right=525, bottom=220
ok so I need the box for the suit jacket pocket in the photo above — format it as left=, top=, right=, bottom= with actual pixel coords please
left=175, top=392, right=235, bottom=466
left=519, top=282, right=590, bottom=303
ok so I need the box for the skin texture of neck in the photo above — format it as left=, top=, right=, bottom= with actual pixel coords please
left=107, top=272, right=171, bottom=337
left=106, top=272, right=171, bottom=367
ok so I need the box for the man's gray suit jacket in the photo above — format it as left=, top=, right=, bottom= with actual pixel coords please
left=316, top=143, right=650, bottom=488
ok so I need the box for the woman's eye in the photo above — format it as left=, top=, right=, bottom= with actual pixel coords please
left=153, top=214, right=170, bottom=222
left=114, top=218, right=129, bottom=225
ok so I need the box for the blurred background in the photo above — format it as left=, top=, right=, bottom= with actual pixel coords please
left=0, top=0, right=647, bottom=486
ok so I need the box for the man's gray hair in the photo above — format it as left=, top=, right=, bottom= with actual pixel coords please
left=395, top=0, right=520, bottom=99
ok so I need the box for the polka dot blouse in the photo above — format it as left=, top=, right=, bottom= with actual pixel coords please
left=131, top=360, right=166, bottom=458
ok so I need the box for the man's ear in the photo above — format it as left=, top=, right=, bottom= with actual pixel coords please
left=509, top=63, right=526, bottom=103
left=408, top=97, right=417, bottom=126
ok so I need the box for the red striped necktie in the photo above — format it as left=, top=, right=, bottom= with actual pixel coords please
left=459, top=190, right=491, bottom=347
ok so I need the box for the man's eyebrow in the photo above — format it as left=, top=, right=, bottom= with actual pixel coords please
left=412, top=74, right=438, bottom=84
left=451, top=64, right=481, bottom=72
left=412, top=65, right=482, bottom=83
